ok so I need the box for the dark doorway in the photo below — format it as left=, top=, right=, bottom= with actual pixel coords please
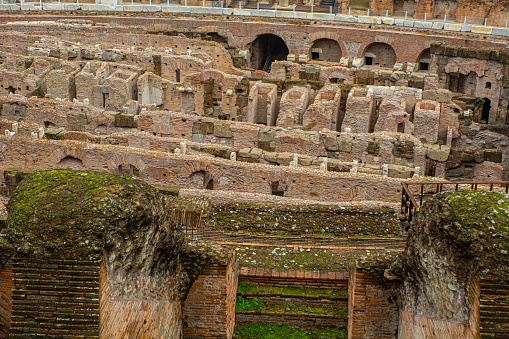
left=271, top=181, right=287, bottom=196
left=249, top=34, right=289, bottom=71
left=481, top=98, right=491, bottom=123
left=175, top=69, right=181, bottom=82
left=6, top=86, right=15, bottom=95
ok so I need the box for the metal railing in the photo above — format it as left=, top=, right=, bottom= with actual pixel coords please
left=400, top=181, right=509, bottom=230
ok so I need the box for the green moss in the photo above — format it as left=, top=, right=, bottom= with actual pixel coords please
left=234, top=324, right=346, bottom=339
left=238, top=282, right=347, bottom=299
left=213, top=202, right=400, bottom=237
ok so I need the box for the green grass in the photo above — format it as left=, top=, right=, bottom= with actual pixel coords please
left=236, top=297, right=263, bottom=311
left=237, top=282, right=347, bottom=299
left=234, top=324, right=346, bottom=339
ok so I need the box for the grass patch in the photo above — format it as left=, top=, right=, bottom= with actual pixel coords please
left=236, top=297, right=263, bottom=311
left=238, top=282, right=347, bottom=299
left=234, top=324, right=346, bottom=339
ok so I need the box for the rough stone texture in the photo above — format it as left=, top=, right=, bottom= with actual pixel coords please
left=6, top=170, right=237, bottom=338
left=389, top=191, right=509, bottom=338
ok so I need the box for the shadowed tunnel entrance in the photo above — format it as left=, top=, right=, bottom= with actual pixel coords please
left=249, top=34, right=289, bottom=72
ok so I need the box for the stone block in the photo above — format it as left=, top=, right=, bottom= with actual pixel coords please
left=310, top=13, right=335, bottom=21
left=358, top=16, right=378, bottom=24
left=322, top=135, right=338, bottom=151
left=425, top=143, right=450, bottom=162
left=352, top=58, right=364, bottom=68
left=142, top=5, right=161, bottom=12
left=264, top=152, right=277, bottom=163
left=338, top=138, right=352, bottom=152
left=123, top=5, right=144, bottom=11
left=492, top=28, right=509, bottom=37
left=162, top=5, right=191, bottom=13
left=276, top=153, right=293, bottom=165
left=192, top=122, right=214, bottom=134
left=192, top=134, right=204, bottom=143
left=0, top=4, right=19, bottom=10
left=258, top=127, right=275, bottom=142
left=394, top=18, right=404, bottom=26
left=114, top=113, right=137, bottom=128
left=334, top=14, right=358, bottom=22
left=64, top=3, right=81, bottom=9
left=471, top=25, right=492, bottom=34
left=340, top=57, right=349, bottom=66
left=474, top=149, right=484, bottom=163
left=388, top=164, right=414, bottom=179
left=413, top=21, right=433, bottom=29
left=45, top=128, right=65, bottom=140
left=484, top=149, right=502, bottom=163
left=460, top=25, right=471, bottom=32
left=436, top=89, right=453, bottom=103
left=432, top=22, right=444, bottom=29
left=367, top=141, right=380, bottom=155
left=213, top=124, right=232, bottom=138
left=43, top=4, right=64, bottom=10
left=381, top=17, right=394, bottom=25
left=444, top=23, right=461, bottom=31
left=403, top=20, right=414, bottom=27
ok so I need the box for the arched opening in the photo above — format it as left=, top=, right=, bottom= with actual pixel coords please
left=44, top=121, right=56, bottom=128
left=417, top=48, right=431, bottom=72
left=207, top=32, right=227, bottom=46
left=363, top=43, right=397, bottom=69
left=309, top=39, right=342, bottom=63
left=249, top=34, right=289, bottom=72
left=58, top=156, right=85, bottom=170
left=188, top=170, right=214, bottom=190
left=481, top=98, right=491, bottom=123
left=117, top=164, right=139, bottom=177
left=6, top=86, right=15, bottom=95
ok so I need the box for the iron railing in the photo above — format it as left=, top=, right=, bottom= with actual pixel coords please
left=401, top=181, right=509, bottom=230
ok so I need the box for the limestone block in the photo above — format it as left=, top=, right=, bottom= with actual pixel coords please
left=381, top=17, right=394, bottom=25
left=444, top=23, right=461, bottom=31
left=287, top=54, right=296, bottom=62
left=322, top=135, right=339, bottom=151
left=425, top=144, right=451, bottom=162
left=298, top=54, right=308, bottom=63
left=413, top=21, right=433, bottom=29
left=394, top=18, right=404, bottom=26
left=358, top=16, right=378, bottom=24
left=334, top=15, right=358, bottom=23
left=471, top=25, right=492, bottom=34
left=192, top=122, right=214, bottom=134
left=276, top=153, right=293, bottom=165
left=406, top=63, right=417, bottom=72
left=393, top=62, right=404, bottom=71
left=492, top=28, right=509, bottom=37
left=484, top=149, right=502, bottom=163
left=213, top=124, right=233, bottom=138
left=114, top=113, right=137, bottom=128
left=388, top=164, right=414, bottom=179
left=338, top=138, right=352, bottom=152
left=44, top=128, right=65, bottom=140
left=340, top=58, right=349, bottom=66
left=352, top=58, right=364, bottom=68
left=263, top=152, right=277, bottom=163
left=460, top=25, right=471, bottom=32
left=192, top=134, right=204, bottom=143
left=432, top=22, right=444, bottom=29
left=403, top=20, right=414, bottom=27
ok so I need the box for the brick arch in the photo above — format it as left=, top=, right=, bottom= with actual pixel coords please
left=181, top=161, right=223, bottom=183
left=48, top=147, right=92, bottom=168
left=309, top=32, right=341, bottom=43
left=360, top=42, right=398, bottom=68
left=107, top=153, right=148, bottom=173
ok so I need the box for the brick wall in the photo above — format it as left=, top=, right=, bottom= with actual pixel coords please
left=480, top=280, right=509, bottom=338
left=348, top=265, right=399, bottom=339
left=0, top=264, right=12, bottom=339
left=183, top=258, right=239, bottom=339
left=9, top=255, right=101, bottom=338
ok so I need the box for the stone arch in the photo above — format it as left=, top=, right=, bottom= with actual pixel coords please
left=107, top=153, right=148, bottom=176
left=49, top=148, right=92, bottom=169
left=58, top=156, right=85, bottom=170
left=181, top=162, right=223, bottom=189
left=309, top=38, right=342, bottom=63
left=416, top=48, right=431, bottom=71
left=362, top=42, right=397, bottom=69
left=248, top=34, right=290, bottom=71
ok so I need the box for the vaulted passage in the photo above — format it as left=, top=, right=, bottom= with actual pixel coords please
left=309, top=39, right=342, bottom=63
left=363, top=43, right=397, bottom=69
left=249, top=34, right=289, bottom=72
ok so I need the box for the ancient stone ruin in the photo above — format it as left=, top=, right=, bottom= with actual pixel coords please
left=0, top=5, right=507, bottom=339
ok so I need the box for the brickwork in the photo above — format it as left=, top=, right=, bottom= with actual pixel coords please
left=0, top=264, right=12, bottom=339
left=10, top=255, right=101, bottom=338
left=480, top=280, right=509, bottom=338
left=348, top=265, right=399, bottom=339
left=183, top=260, right=239, bottom=339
